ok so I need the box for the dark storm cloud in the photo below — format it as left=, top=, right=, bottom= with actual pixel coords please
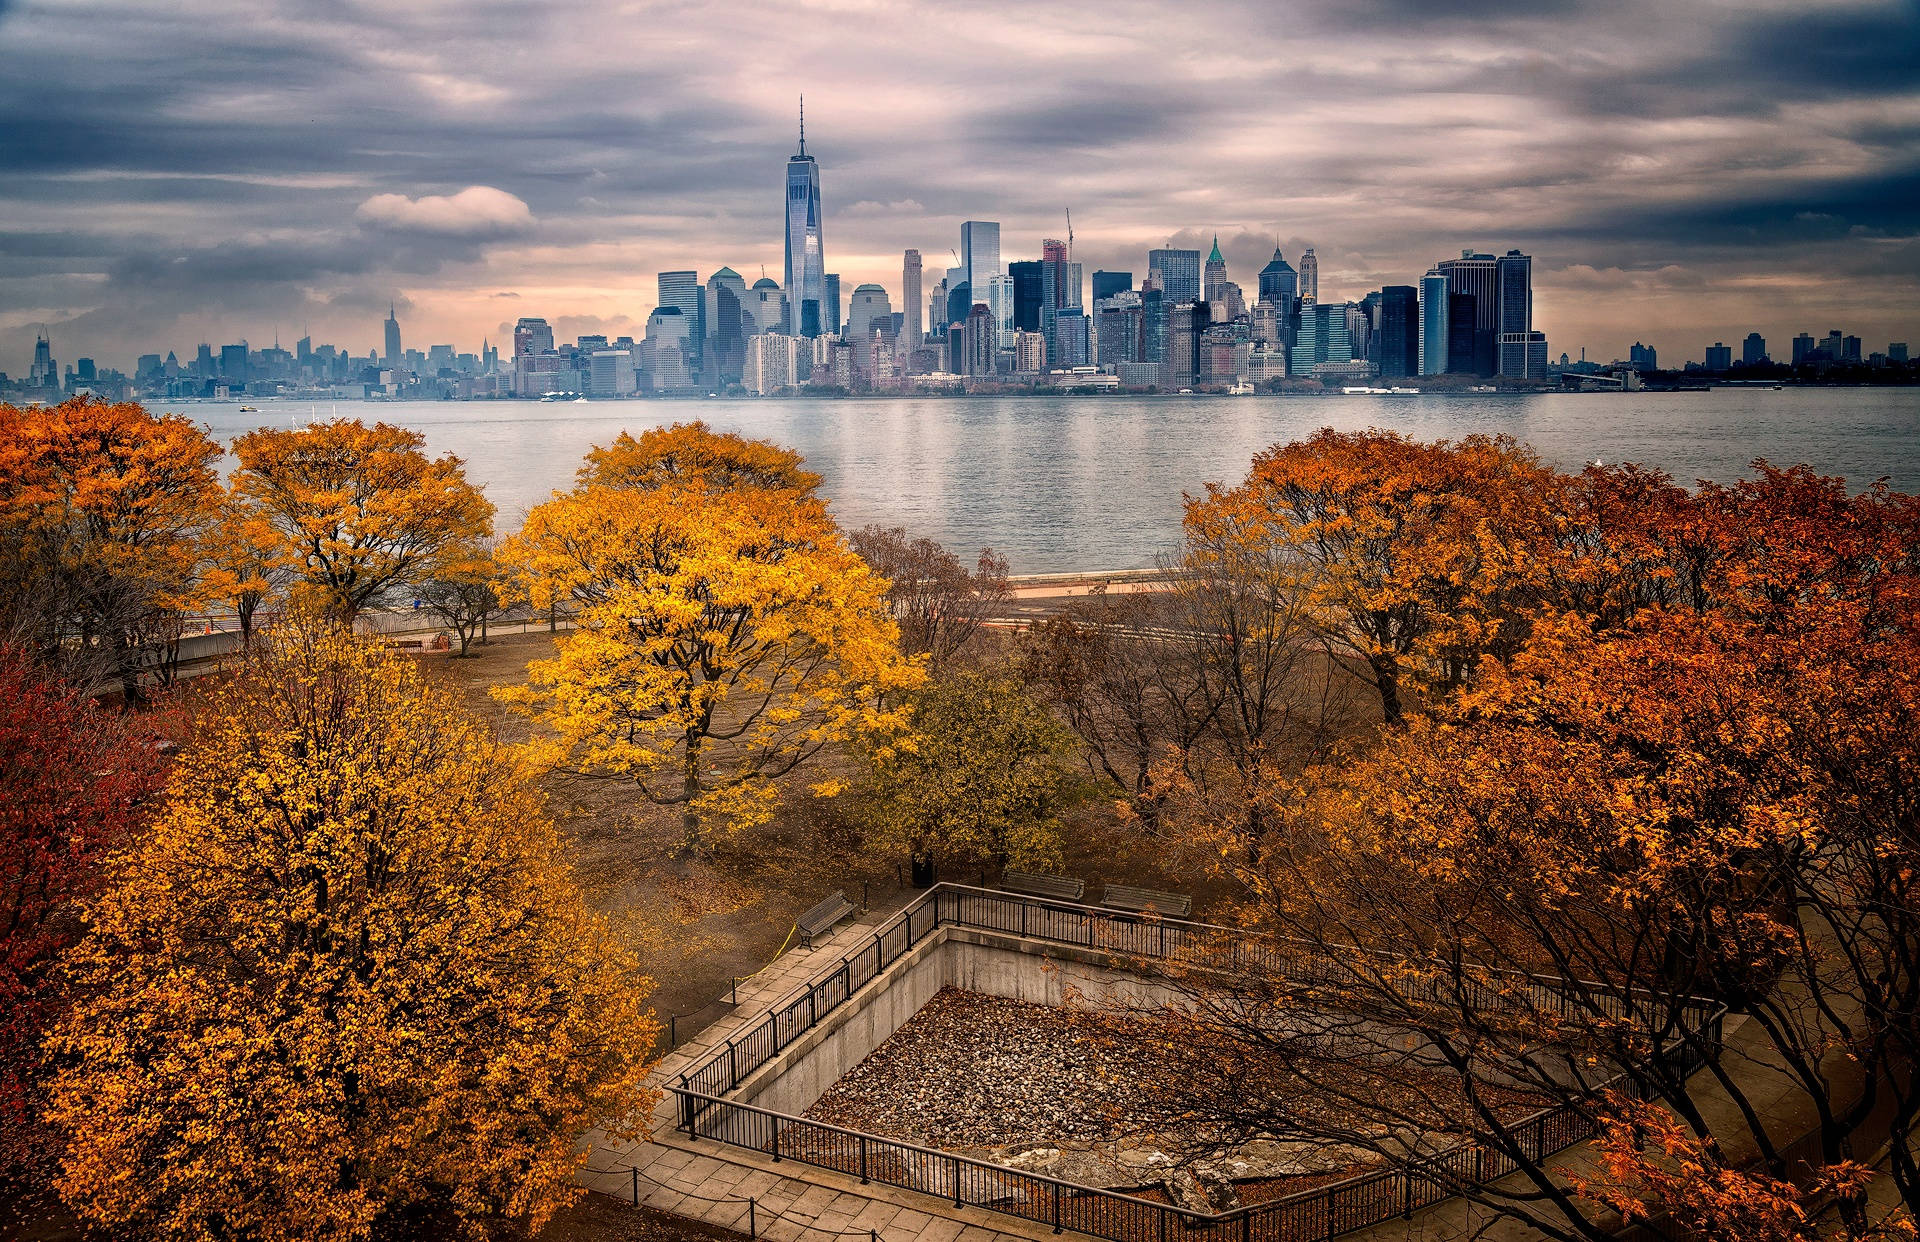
left=0, top=0, right=1914, bottom=367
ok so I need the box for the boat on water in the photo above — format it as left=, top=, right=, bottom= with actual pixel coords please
left=238, top=405, right=258, bottom=412
left=538, top=390, right=583, bottom=402
left=1227, top=381, right=1255, bottom=396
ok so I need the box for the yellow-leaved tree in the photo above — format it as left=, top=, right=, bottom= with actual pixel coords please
left=497, top=422, right=923, bottom=853
left=231, top=419, right=494, bottom=620
left=47, top=618, right=657, bottom=1242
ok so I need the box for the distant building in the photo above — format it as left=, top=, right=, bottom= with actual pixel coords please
left=1742, top=332, right=1767, bottom=365
left=1298, top=248, right=1319, bottom=303
left=28, top=332, right=55, bottom=387
left=845, top=283, right=893, bottom=346
left=644, top=305, right=696, bottom=394
left=1147, top=248, right=1201, bottom=304
left=383, top=304, right=402, bottom=366
left=1792, top=333, right=1816, bottom=365
left=658, top=271, right=704, bottom=374
left=1203, top=237, right=1229, bottom=307
left=784, top=102, right=826, bottom=337
left=1499, top=331, right=1550, bottom=379
left=1258, top=248, right=1297, bottom=307
left=824, top=274, right=842, bottom=338
left=1052, top=307, right=1089, bottom=369
left=962, top=303, right=997, bottom=377
left=1704, top=341, right=1733, bottom=371
left=1291, top=302, right=1352, bottom=375
left=1014, top=330, right=1047, bottom=374
left=1842, top=335, right=1863, bottom=363
left=1092, top=271, right=1132, bottom=302
left=1417, top=271, right=1449, bottom=377
left=1438, top=251, right=1499, bottom=376
left=748, top=279, right=785, bottom=337
left=220, top=343, right=249, bottom=382
left=1168, top=301, right=1205, bottom=388
left=588, top=349, right=636, bottom=396
left=962, top=222, right=1001, bottom=312
left=514, top=317, right=554, bottom=357
left=1493, top=250, right=1532, bottom=377
left=745, top=333, right=800, bottom=394
left=901, top=251, right=923, bottom=353
left=1376, top=285, right=1419, bottom=379
left=1629, top=342, right=1658, bottom=370
left=705, top=267, right=749, bottom=383
left=1891, top=342, right=1910, bottom=363
left=1446, top=295, right=1477, bottom=374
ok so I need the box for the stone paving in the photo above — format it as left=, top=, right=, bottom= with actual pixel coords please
left=581, top=905, right=1051, bottom=1242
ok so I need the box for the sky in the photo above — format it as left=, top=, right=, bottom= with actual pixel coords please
left=1, top=0, right=1917, bottom=374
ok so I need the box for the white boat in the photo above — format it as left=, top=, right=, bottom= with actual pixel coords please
left=1386, top=387, right=1421, bottom=396
left=1227, top=381, right=1255, bottom=396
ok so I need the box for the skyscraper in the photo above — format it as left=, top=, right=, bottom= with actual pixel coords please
left=784, top=100, right=826, bottom=337
left=1377, top=285, right=1419, bottom=379
left=961, top=222, right=1001, bottom=309
left=1009, top=261, right=1043, bottom=332
left=1203, top=236, right=1228, bottom=306
left=1742, top=332, right=1767, bottom=365
left=1438, top=251, right=1498, bottom=376
left=1704, top=342, right=1733, bottom=371
left=1417, top=271, right=1449, bottom=377
left=1257, top=248, right=1297, bottom=305
left=383, top=303, right=402, bottom=366
left=514, top=318, right=552, bottom=358
left=705, top=267, right=749, bottom=383
left=845, top=284, right=893, bottom=344
left=28, top=331, right=54, bottom=386
left=1092, top=271, right=1132, bottom=302
left=1147, top=248, right=1201, bottom=304
left=824, top=274, right=842, bottom=337
left=901, top=250, right=922, bottom=351
left=1298, top=249, right=1319, bottom=303
left=658, top=270, right=704, bottom=373
left=1493, top=250, right=1532, bottom=378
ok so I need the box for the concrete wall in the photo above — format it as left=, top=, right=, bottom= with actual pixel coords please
left=731, top=927, right=1189, bottom=1118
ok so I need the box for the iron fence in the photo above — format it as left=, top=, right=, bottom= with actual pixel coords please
left=669, top=883, right=1726, bottom=1242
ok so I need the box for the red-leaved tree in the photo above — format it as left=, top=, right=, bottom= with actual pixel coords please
left=0, top=646, right=165, bottom=1176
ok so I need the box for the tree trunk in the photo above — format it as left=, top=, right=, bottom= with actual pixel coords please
left=680, top=734, right=703, bottom=855
left=1369, top=653, right=1404, bottom=725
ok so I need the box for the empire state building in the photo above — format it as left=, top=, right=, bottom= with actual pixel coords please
left=783, top=99, right=826, bottom=337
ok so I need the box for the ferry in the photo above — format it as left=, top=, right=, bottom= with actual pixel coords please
left=1341, top=386, right=1419, bottom=396
left=238, top=405, right=258, bottom=412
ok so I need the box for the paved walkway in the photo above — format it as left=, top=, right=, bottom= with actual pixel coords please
left=580, top=907, right=1049, bottom=1242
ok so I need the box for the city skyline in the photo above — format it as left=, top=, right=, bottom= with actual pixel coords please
left=1, top=0, right=1916, bottom=375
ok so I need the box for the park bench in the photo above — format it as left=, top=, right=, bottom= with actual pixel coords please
left=797, top=890, right=857, bottom=949
left=998, top=870, right=1085, bottom=902
left=1100, top=884, right=1192, bottom=918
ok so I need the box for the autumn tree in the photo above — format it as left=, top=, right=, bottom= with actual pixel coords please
left=498, top=424, right=922, bottom=853
left=46, top=618, right=656, bottom=1242
left=420, top=538, right=509, bottom=657
left=198, top=488, right=288, bottom=647
left=849, top=525, right=1011, bottom=668
left=861, top=672, right=1078, bottom=876
left=0, top=647, right=166, bottom=1178
left=231, top=419, right=493, bottom=620
left=1120, top=463, right=1920, bottom=1239
left=0, top=398, right=222, bottom=699
left=1217, top=428, right=1564, bottom=722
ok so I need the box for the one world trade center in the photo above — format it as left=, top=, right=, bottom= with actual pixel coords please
left=784, top=99, right=825, bottom=337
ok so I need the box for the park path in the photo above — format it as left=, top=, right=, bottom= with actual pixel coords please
left=579, top=907, right=1052, bottom=1242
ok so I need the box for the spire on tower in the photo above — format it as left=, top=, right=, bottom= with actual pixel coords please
left=797, top=95, right=806, bottom=157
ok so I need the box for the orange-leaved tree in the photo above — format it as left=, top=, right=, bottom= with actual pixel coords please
left=0, top=397, right=222, bottom=698
left=47, top=618, right=656, bottom=1242
left=197, top=486, right=288, bottom=647
left=498, top=423, right=922, bottom=853
left=231, top=419, right=493, bottom=620
left=1210, top=428, right=1564, bottom=722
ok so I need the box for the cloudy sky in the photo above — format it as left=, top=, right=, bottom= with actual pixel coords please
left=1, top=0, right=1916, bottom=374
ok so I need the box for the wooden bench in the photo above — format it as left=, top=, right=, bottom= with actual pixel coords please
left=797, top=890, right=857, bottom=949
left=1100, top=884, right=1192, bottom=917
left=999, top=870, right=1085, bottom=902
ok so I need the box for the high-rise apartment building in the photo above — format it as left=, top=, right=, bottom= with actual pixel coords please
left=383, top=304, right=402, bottom=366
left=1417, top=270, right=1449, bottom=377
left=784, top=102, right=826, bottom=337
left=961, top=221, right=1001, bottom=311
left=1298, top=249, right=1319, bottom=303
left=901, top=250, right=922, bottom=351
left=1742, top=332, right=1767, bottom=365
left=745, top=333, right=801, bottom=395
left=962, top=303, right=996, bottom=376
left=1147, top=248, right=1201, bottom=304
left=1704, top=342, right=1733, bottom=371
left=1629, top=342, right=1658, bottom=370
left=1438, top=251, right=1499, bottom=376
left=1792, top=333, right=1815, bottom=365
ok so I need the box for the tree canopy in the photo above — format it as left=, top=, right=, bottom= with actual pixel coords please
left=47, top=620, right=655, bottom=1241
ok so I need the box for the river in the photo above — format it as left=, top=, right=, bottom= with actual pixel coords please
left=156, top=389, right=1920, bottom=574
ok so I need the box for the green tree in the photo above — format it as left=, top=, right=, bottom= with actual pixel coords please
left=862, top=672, right=1079, bottom=875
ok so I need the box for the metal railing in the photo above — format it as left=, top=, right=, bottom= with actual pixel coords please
left=669, top=884, right=1725, bottom=1242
